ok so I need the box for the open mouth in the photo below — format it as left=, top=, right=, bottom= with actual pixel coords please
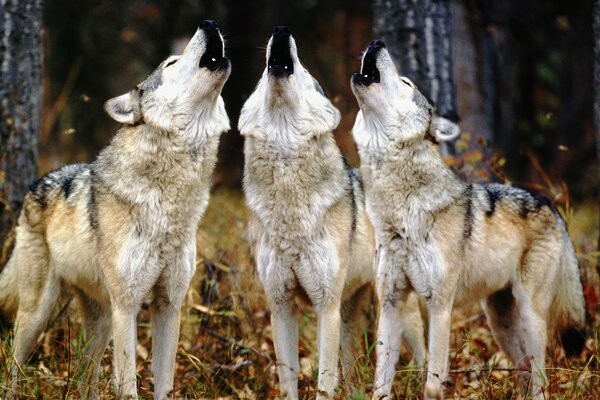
left=198, top=20, right=229, bottom=71
left=268, top=25, right=294, bottom=78
left=352, top=40, right=385, bottom=86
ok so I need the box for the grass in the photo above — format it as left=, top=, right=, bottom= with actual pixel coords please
left=0, top=186, right=599, bottom=399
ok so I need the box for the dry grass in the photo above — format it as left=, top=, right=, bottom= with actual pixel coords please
left=0, top=186, right=599, bottom=399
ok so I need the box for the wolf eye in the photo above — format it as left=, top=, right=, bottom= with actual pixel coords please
left=400, top=77, right=412, bottom=87
left=165, top=58, right=178, bottom=68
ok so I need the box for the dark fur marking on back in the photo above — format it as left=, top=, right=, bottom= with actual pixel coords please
left=88, top=168, right=100, bottom=231
left=29, top=176, right=53, bottom=209
left=29, top=164, right=87, bottom=208
left=462, top=184, right=474, bottom=248
left=484, top=185, right=500, bottom=217
left=61, top=174, right=77, bottom=199
left=518, top=190, right=553, bottom=218
left=530, top=192, right=552, bottom=214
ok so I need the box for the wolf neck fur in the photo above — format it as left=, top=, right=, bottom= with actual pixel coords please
left=94, top=121, right=220, bottom=220
left=363, top=127, right=464, bottom=216
left=244, top=132, right=347, bottom=242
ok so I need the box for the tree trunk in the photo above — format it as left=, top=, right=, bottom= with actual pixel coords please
left=478, top=0, right=523, bottom=178
left=594, top=0, right=600, bottom=262
left=0, top=0, right=43, bottom=247
left=373, top=0, right=459, bottom=155
left=452, top=1, right=493, bottom=145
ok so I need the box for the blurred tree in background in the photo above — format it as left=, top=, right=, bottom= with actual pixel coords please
left=0, top=0, right=43, bottom=245
left=38, top=0, right=597, bottom=195
left=373, top=0, right=458, bottom=157
left=1, top=0, right=598, bottom=242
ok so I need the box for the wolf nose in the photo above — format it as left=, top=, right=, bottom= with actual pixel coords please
left=369, top=40, right=386, bottom=49
left=272, top=25, right=291, bottom=37
left=201, top=20, right=219, bottom=32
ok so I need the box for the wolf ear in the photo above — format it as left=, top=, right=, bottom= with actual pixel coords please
left=104, top=90, right=142, bottom=125
left=430, top=116, right=460, bottom=142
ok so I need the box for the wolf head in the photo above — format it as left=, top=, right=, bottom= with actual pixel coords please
left=351, top=40, right=459, bottom=148
left=238, top=26, right=340, bottom=141
left=105, top=20, right=231, bottom=135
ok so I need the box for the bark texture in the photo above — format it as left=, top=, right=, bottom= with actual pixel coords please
left=594, top=0, right=600, bottom=259
left=0, top=0, right=43, bottom=245
left=373, top=0, right=458, bottom=157
left=595, top=0, right=600, bottom=164
left=373, top=0, right=458, bottom=122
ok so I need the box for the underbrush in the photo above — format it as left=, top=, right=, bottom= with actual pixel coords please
left=0, top=185, right=598, bottom=399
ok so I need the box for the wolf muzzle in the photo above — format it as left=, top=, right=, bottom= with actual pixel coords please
left=353, top=39, right=385, bottom=86
left=268, top=25, right=294, bottom=78
left=199, top=19, right=229, bottom=71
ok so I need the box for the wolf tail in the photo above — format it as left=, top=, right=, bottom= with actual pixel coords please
left=0, top=251, right=19, bottom=328
left=552, top=220, right=586, bottom=356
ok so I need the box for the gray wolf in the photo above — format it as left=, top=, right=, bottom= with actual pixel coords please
left=0, top=20, right=230, bottom=400
left=350, top=40, right=586, bottom=400
left=239, top=27, right=426, bottom=399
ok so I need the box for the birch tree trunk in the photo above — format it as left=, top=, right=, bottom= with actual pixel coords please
left=0, top=0, right=43, bottom=246
left=373, top=0, right=459, bottom=154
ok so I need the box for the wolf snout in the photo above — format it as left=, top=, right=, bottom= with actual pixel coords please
left=200, top=20, right=219, bottom=32
left=368, top=39, right=386, bottom=50
left=272, top=25, right=291, bottom=38
left=268, top=25, right=294, bottom=77
left=198, top=20, right=229, bottom=72
left=353, top=40, right=383, bottom=87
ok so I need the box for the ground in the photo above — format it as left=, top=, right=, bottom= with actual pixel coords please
left=0, top=186, right=598, bottom=399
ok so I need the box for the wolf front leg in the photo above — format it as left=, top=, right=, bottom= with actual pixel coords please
left=150, top=252, right=195, bottom=400
left=372, top=244, right=418, bottom=400
left=372, top=290, right=427, bottom=400
left=111, top=305, right=139, bottom=399
left=150, top=301, right=181, bottom=400
left=270, top=300, right=300, bottom=400
left=423, top=301, right=454, bottom=400
left=372, top=302, right=403, bottom=400
left=371, top=266, right=410, bottom=399
left=316, top=298, right=342, bottom=399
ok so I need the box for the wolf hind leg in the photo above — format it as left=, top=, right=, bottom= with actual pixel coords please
left=484, top=285, right=548, bottom=399
left=8, top=220, right=62, bottom=396
left=11, top=271, right=62, bottom=395
left=514, top=292, right=548, bottom=399
left=340, top=283, right=373, bottom=387
left=76, top=290, right=111, bottom=400
left=482, top=287, right=528, bottom=367
left=400, top=291, right=427, bottom=368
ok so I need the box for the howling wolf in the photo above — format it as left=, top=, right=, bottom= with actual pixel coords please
left=0, top=20, right=230, bottom=400
left=239, top=27, right=426, bottom=399
left=350, top=39, right=585, bottom=400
